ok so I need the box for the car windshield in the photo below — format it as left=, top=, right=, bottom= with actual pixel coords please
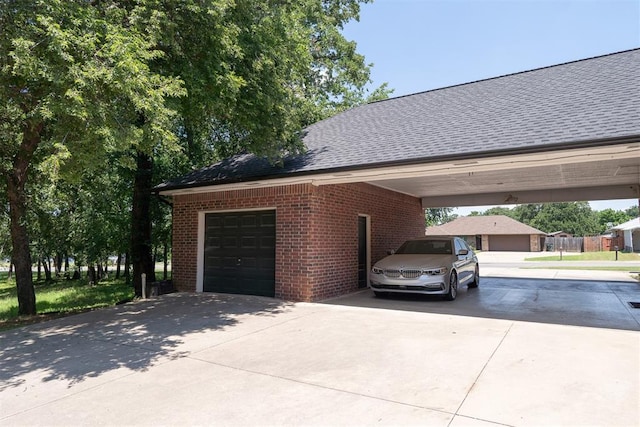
left=395, top=239, right=453, bottom=255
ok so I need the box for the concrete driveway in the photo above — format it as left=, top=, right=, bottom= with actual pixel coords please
left=2, top=271, right=640, bottom=427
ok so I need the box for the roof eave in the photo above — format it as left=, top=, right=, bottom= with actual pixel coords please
left=156, top=134, right=640, bottom=195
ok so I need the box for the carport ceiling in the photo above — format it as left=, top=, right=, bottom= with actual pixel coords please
left=306, top=142, right=640, bottom=207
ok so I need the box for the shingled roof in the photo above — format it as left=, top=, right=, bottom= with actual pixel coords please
left=425, top=215, right=546, bottom=236
left=156, top=48, right=640, bottom=192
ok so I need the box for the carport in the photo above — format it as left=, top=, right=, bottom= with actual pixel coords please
left=157, top=49, right=640, bottom=302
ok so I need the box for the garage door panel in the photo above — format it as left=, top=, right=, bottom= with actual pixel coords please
left=261, top=236, right=275, bottom=248
left=206, top=216, right=223, bottom=229
left=241, top=215, right=258, bottom=227
left=240, top=235, right=257, bottom=249
left=260, top=212, right=276, bottom=226
left=489, top=235, right=530, bottom=251
left=223, top=216, right=239, bottom=228
left=203, top=210, right=276, bottom=297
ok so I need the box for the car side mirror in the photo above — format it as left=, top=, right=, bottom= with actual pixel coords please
left=457, top=249, right=468, bottom=256
left=387, top=249, right=395, bottom=255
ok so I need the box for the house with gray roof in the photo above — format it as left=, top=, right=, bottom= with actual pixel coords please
left=425, top=215, right=546, bottom=252
left=157, top=49, right=640, bottom=301
left=611, top=218, right=640, bottom=252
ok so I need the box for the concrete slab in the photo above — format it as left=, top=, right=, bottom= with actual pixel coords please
left=5, top=356, right=452, bottom=426
left=1, top=289, right=639, bottom=426
left=458, top=321, right=640, bottom=426
left=328, top=277, right=640, bottom=331
left=193, top=305, right=509, bottom=413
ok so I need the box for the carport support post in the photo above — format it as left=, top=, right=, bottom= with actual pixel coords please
left=141, top=273, right=146, bottom=299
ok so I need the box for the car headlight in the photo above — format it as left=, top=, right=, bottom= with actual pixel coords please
left=423, top=267, right=447, bottom=275
left=372, top=266, right=384, bottom=274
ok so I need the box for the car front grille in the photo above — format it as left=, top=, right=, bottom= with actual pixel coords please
left=400, top=269, right=422, bottom=279
left=383, top=269, right=422, bottom=279
left=371, top=284, right=444, bottom=291
left=384, top=269, right=401, bottom=278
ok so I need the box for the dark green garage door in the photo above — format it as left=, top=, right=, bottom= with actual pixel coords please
left=203, top=210, right=276, bottom=297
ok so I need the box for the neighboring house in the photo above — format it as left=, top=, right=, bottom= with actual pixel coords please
left=425, top=216, right=546, bottom=252
left=156, top=49, right=640, bottom=302
left=611, top=218, right=640, bottom=252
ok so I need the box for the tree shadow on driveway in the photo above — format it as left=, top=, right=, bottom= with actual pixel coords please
left=0, top=293, right=292, bottom=392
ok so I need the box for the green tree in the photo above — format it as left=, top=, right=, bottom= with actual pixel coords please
left=126, top=0, right=388, bottom=295
left=1, top=0, right=387, bottom=311
left=483, top=206, right=515, bottom=218
left=528, top=202, right=599, bottom=235
left=1, top=0, right=183, bottom=314
left=625, top=205, right=639, bottom=218
left=511, top=204, right=542, bottom=225
left=425, top=208, right=457, bottom=226
left=597, top=208, right=632, bottom=232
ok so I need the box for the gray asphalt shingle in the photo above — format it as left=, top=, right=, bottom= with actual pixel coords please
left=157, top=49, right=640, bottom=191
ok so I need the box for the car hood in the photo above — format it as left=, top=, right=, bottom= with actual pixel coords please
left=374, top=254, right=453, bottom=269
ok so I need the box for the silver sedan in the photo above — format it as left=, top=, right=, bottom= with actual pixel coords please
left=369, top=236, right=479, bottom=300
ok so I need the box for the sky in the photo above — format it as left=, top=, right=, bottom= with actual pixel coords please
left=342, top=0, right=640, bottom=215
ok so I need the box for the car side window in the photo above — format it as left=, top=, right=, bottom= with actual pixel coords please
left=463, top=240, right=473, bottom=252
left=454, top=239, right=463, bottom=254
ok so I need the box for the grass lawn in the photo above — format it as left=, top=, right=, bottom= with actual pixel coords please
left=0, top=272, right=138, bottom=331
left=525, top=251, right=640, bottom=262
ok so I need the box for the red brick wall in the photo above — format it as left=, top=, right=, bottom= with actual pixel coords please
left=307, top=183, right=424, bottom=300
left=171, top=182, right=424, bottom=301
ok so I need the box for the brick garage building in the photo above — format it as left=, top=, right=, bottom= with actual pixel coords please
left=169, top=183, right=423, bottom=301
left=157, top=49, right=640, bottom=301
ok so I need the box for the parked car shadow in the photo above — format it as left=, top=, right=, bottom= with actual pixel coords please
left=0, top=293, right=293, bottom=392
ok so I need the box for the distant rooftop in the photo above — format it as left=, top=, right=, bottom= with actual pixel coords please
left=425, top=215, right=546, bottom=235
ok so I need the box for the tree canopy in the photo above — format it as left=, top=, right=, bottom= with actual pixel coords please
left=1, top=0, right=388, bottom=314
left=460, top=202, right=637, bottom=235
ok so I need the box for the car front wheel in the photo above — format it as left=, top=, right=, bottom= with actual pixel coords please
left=468, top=265, right=479, bottom=288
left=445, top=271, right=458, bottom=301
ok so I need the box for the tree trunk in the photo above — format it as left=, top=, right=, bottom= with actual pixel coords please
left=116, top=253, right=122, bottom=279
left=7, top=261, right=13, bottom=281
left=55, top=253, right=62, bottom=276
left=37, top=259, right=42, bottom=281
left=124, top=251, right=130, bottom=284
left=131, top=151, right=155, bottom=296
left=87, top=265, right=96, bottom=284
left=42, top=257, right=51, bottom=282
left=6, top=121, right=42, bottom=315
left=163, top=242, right=168, bottom=280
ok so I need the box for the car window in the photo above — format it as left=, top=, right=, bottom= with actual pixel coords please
left=396, top=240, right=452, bottom=255
left=454, top=239, right=465, bottom=254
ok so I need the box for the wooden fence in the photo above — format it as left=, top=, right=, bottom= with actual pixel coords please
left=545, top=236, right=625, bottom=252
